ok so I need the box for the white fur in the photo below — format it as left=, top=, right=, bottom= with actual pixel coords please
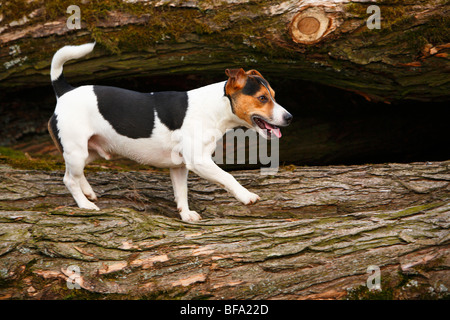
left=51, top=43, right=95, bottom=81
left=271, top=102, right=290, bottom=126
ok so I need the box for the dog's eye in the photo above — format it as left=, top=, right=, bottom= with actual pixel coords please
left=258, top=95, right=268, bottom=103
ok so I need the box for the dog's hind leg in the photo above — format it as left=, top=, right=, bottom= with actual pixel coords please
left=80, top=136, right=113, bottom=202
left=170, top=166, right=201, bottom=222
left=63, top=147, right=99, bottom=210
left=80, top=174, right=97, bottom=202
left=78, top=151, right=100, bottom=201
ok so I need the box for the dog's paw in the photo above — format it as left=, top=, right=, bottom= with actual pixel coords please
left=85, top=192, right=98, bottom=202
left=237, top=191, right=260, bottom=205
left=180, top=210, right=202, bottom=222
left=80, top=202, right=100, bottom=211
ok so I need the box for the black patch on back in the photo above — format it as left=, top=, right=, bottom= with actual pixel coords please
left=94, top=86, right=188, bottom=139
left=52, top=74, right=74, bottom=98
left=49, top=113, right=64, bottom=152
left=153, top=91, right=190, bottom=130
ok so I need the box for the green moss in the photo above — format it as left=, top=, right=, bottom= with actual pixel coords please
left=0, top=144, right=172, bottom=173
left=346, top=284, right=394, bottom=300
left=31, top=203, right=55, bottom=211
left=44, top=0, right=73, bottom=20
left=346, top=2, right=409, bottom=31
left=345, top=2, right=368, bottom=18
left=0, top=147, right=27, bottom=160
left=0, top=0, right=41, bottom=24
left=346, top=0, right=442, bottom=39
left=211, top=9, right=232, bottom=25
left=383, top=202, right=444, bottom=220
left=84, top=5, right=217, bottom=53
left=44, top=0, right=131, bottom=22
left=0, top=146, right=150, bottom=172
left=346, top=1, right=450, bottom=56
left=396, top=14, right=450, bottom=56
left=0, top=147, right=65, bottom=171
left=0, top=204, right=24, bottom=212
left=415, top=14, right=450, bottom=44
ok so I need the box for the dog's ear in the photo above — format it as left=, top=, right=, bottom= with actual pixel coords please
left=225, top=68, right=247, bottom=91
left=246, top=69, right=264, bottom=78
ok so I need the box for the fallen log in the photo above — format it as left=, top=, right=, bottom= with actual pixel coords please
left=0, top=160, right=449, bottom=299
left=0, top=0, right=449, bottom=102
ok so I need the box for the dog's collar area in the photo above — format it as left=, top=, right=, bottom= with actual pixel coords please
left=224, top=81, right=235, bottom=114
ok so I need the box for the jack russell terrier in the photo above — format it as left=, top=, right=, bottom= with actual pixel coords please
left=48, top=43, right=292, bottom=222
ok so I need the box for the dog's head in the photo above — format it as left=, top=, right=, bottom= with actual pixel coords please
left=225, top=68, right=292, bottom=139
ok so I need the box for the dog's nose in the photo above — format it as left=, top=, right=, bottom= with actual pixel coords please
left=284, top=112, right=293, bottom=124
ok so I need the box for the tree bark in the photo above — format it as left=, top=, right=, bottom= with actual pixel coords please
left=0, top=160, right=449, bottom=299
left=0, top=0, right=449, bottom=102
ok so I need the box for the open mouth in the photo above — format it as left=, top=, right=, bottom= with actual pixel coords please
left=252, top=116, right=282, bottom=138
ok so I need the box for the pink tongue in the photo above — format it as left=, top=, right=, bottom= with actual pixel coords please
left=264, top=122, right=282, bottom=138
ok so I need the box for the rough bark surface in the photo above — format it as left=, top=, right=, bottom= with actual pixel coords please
left=0, top=160, right=449, bottom=299
left=0, top=0, right=449, bottom=102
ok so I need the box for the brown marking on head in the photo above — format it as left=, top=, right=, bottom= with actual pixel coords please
left=224, top=68, right=276, bottom=126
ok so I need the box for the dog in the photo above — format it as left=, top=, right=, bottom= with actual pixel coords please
left=48, top=43, right=292, bottom=222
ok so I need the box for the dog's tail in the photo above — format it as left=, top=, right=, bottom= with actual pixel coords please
left=51, top=42, right=95, bottom=98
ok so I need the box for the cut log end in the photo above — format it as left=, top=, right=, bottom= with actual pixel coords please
left=298, top=17, right=320, bottom=35
left=289, top=7, right=331, bottom=44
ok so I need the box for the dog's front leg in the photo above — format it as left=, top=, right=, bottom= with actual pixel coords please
left=170, top=166, right=202, bottom=222
left=186, top=158, right=260, bottom=205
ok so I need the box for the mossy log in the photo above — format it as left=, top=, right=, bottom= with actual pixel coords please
left=0, top=0, right=449, bottom=102
left=0, top=160, right=449, bottom=299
